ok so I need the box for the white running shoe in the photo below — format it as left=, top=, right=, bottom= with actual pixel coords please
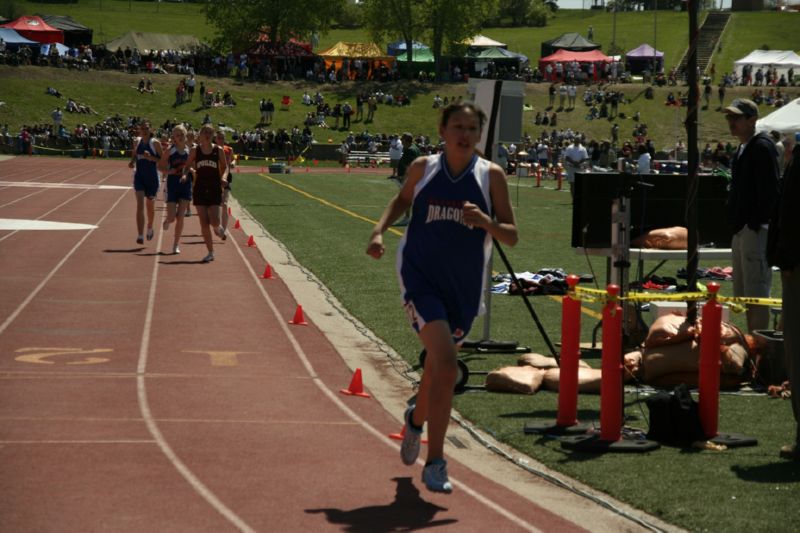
left=422, top=459, right=453, bottom=493
left=146, top=228, right=154, bottom=241
left=136, top=235, right=144, bottom=245
left=172, top=245, right=180, bottom=255
left=218, top=226, right=227, bottom=240
left=400, top=405, right=422, bottom=466
left=202, top=252, right=214, bottom=263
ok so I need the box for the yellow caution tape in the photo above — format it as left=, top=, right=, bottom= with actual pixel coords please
left=572, top=286, right=782, bottom=308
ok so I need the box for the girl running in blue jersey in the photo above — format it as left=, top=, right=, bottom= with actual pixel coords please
left=366, top=102, right=518, bottom=493
left=158, top=124, right=191, bottom=255
left=128, top=121, right=162, bottom=244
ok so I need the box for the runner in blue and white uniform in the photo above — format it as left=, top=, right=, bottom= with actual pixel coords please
left=366, top=102, right=518, bottom=494
left=128, top=121, right=162, bottom=244
left=158, top=124, right=192, bottom=255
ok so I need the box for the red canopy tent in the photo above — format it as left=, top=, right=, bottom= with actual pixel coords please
left=538, top=49, right=612, bottom=81
left=1, top=15, right=63, bottom=44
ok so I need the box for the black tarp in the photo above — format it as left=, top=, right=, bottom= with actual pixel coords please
left=38, top=14, right=93, bottom=48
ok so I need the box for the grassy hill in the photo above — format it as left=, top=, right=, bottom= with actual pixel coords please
left=3, top=2, right=798, bottom=152
left=15, top=0, right=800, bottom=71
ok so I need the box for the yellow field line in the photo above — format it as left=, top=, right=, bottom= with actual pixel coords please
left=260, top=173, right=601, bottom=320
left=260, top=173, right=403, bottom=237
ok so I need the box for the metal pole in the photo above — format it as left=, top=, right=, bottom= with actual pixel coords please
left=686, top=0, right=700, bottom=323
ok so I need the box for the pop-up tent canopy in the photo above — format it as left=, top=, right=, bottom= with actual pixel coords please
left=539, top=48, right=611, bottom=65
left=41, top=42, right=71, bottom=57
left=734, top=50, right=800, bottom=80
left=468, top=46, right=528, bottom=63
left=1, top=15, right=63, bottom=44
left=756, top=97, right=800, bottom=134
left=103, top=31, right=203, bottom=53
left=317, top=41, right=395, bottom=76
left=541, top=32, right=600, bottom=58
left=247, top=37, right=314, bottom=58
left=387, top=40, right=429, bottom=57
left=461, top=34, right=507, bottom=49
left=38, top=14, right=93, bottom=48
left=0, top=27, right=41, bottom=50
left=626, top=43, right=664, bottom=74
left=396, top=48, right=434, bottom=63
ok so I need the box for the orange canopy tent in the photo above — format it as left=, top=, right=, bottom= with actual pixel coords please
left=1, top=15, right=63, bottom=44
left=317, top=41, right=394, bottom=77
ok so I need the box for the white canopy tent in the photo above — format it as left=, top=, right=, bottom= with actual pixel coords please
left=756, top=97, right=800, bottom=134
left=734, top=50, right=800, bottom=80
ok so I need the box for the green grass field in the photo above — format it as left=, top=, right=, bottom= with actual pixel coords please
left=233, top=169, right=798, bottom=532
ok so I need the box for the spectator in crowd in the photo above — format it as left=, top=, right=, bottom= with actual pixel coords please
left=388, top=134, right=403, bottom=179
left=767, top=133, right=800, bottom=461
left=723, top=98, right=780, bottom=332
left=636, top=143, right=651, bottom=174
left=563, top=136, right=588, bottom=197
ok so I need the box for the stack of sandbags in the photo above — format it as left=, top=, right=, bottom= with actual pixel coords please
left=628, top=314, right=751, bottom=389
left=485, top=352, right=603, bottom=394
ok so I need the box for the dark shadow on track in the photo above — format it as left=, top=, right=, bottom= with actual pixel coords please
left=305, top=477, right=456, bottom=532
left=103, top=248, right=146, bottom=253
left=159, top=259, right=209, bottom=265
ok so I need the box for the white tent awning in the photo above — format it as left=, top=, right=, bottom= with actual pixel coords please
left=756, top=97, right=800, bottom=134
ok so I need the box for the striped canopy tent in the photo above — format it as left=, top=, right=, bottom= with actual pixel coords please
left=317, top=41, right=394, bottom=74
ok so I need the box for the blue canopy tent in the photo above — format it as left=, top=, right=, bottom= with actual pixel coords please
left=41, top=42, right=71, bottom=57
left=0, top=27, right=41, bottom=51
left=387, top=40, right=429, bottom=57
left=625, top=43, right=664, bottom=74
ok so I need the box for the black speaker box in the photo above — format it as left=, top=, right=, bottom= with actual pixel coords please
left=571, top=172, right=732, bottom=249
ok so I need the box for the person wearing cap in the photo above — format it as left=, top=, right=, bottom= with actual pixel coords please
left=723, top=98, right=780, bottom=332
left=768, top=131, right=800, bottom=461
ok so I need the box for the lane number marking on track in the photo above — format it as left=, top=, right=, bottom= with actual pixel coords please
left=183, top=350, right=257, bottom=367
left=14, top=347, right=112, bottom=365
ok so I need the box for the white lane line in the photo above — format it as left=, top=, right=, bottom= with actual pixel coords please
left=136, top=228, right=257, bottom=533
left=0, top=219, right=97, bottom=231
left=0, top=168, right=123, bottom=243
left=0, top=181, right=128, bottom=190
left=231, top=237, right=542, bottom=532
left=0, top=190, right=129, bottom=337
left=1, top=440, right=156, bottom=444
left=0, top=169, right=98, bottom=209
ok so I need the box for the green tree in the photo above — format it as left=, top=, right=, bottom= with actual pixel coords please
left=361, top=0, right=429, bottom=78
left=426, top=0, right=498, bottom=80
left=203, top=0, right=345, bottom=52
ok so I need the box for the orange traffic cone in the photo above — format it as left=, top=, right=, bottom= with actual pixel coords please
left=289, top=304, right=308, bottom=325
left=247, top=235, right=256, bottom=247
left=388, top=424, right=428, bottom=443
left=340, top=368, right=370, bottom=398
left=234, top=219, right=241, bottom=230
left=261, top=263, right=275, bottom=279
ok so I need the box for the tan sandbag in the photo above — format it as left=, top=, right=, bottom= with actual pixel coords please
left=624, top=351, right=643, bottom=381
left=518, top=352, right=589, bottom=368
left=631, top=226, right=688, bottom=249
left=485, top=366, right=546, bottom=394
left=518, top=353, right=558, bottom=368
left=642, top=340, right=700, bottom=382
left=695, top=319, right=745, bottom=346
left=542, top=367, right=603, bottom=394
left=720, top=343, right=748, bottom=376
left=644, top=314, right=697, bottom=349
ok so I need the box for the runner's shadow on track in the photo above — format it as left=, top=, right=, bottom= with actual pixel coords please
left=159, top=258, right=209, bottom=265
left=305, top=477, right=456, bottom=532
left=103, top=248, right=146, bottom=253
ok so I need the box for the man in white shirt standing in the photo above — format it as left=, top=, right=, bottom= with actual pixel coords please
left=563, top=137, right=588, bottom=197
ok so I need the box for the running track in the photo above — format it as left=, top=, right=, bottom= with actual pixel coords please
left=0, top=157, right=671, bottom=532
